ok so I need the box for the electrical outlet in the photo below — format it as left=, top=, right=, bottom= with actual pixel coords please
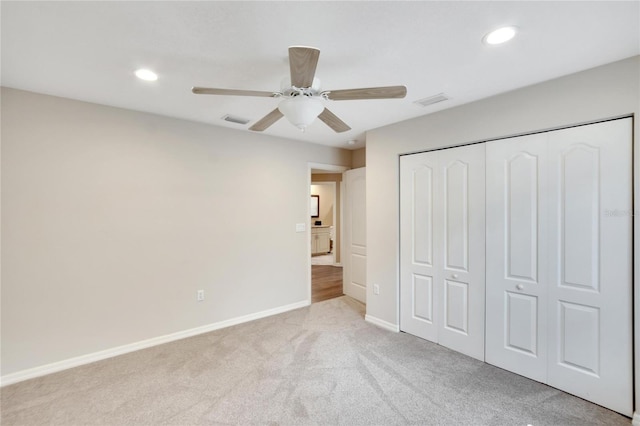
left=373, top=284, right=380, bottom=295
left=197, top=290, right=205, bottom=301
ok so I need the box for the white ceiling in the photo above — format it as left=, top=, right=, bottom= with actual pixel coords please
left=2, top=1, right=639, bottom=150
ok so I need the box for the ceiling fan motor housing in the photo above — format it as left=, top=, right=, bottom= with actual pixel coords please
left=280, top=77, right=322, bottom=97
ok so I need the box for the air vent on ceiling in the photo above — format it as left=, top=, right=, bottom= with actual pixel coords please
left=221, top=114, right=250, bottom=125
left=414, top=93, right=450, bottom=107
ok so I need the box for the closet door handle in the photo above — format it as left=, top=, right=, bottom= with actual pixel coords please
left=516, top=284, right=524, bottom=291
left=452, top=274, right=458, bottom=279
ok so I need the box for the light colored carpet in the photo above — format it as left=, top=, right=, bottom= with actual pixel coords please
left=1, top=296, right=631, bottom=425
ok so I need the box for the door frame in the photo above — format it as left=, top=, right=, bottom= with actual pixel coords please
left=307, top=163, right=349, bottom=304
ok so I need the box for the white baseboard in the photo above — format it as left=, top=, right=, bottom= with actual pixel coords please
left=632, top=412, right=640, bottom=426
left=1, top=299, right=310, bottom=387
left=365, top=314, right=400, bottom=332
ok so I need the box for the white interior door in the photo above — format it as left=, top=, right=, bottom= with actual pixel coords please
left=486, top=118, right=632, bottom=416
left=343, top=167, right=366, bottom=303
left=400, top=144, right=485, bottom=361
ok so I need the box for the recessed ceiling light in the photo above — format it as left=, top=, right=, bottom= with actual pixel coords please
left=483, top=26, right=518, bottom=45
left=347, top=140, right=356, bottom=146
left=135, top=69, right=158, bottom=81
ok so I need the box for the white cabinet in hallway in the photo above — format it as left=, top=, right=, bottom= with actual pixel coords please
left=400, top=143, right=486, bottom=361
left=311, top=226, right=331, bottom=255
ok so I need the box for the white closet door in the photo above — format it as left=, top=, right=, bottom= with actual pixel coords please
left=436, top=145, right=485, bottom=360
left=486, top=118, right=632, bottom=416
left=485, top=133, right=549, bottom=382
left=400, top=144, right=485, bottom=360
left=400, top=153, right=439, bottom=342
left=546, top=119, right=632, bottom=416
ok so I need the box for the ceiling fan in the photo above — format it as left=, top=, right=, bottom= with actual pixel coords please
left=192, top=46, right=407, bottom=133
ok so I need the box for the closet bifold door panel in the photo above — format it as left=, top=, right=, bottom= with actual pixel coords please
left=437, top=145, right=486, bottom=360
left=400, top=152, right=439, bottom=343
left=400, top=143, right=486, bottom=361
left=545, top=120, right=632, bottom=416
left=485, top=133, right=549, bottom=382
left=485, top=118, right=633, bottom=416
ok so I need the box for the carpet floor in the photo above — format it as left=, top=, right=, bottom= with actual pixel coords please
left=1, top=296, right=631, bottom=425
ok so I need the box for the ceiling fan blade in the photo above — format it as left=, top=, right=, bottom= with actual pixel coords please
left=249, top=108, right=284, bottom=132
left=318, top=108, right=351, bottom=133
left=324, top=85, right=407, bottom=101
left=192, top=87, right=278, bottom=97
left=289, top=46, right=320, bottom=88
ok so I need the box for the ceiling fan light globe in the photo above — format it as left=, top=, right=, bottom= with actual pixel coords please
left=278, top=96, right=324, bottom=130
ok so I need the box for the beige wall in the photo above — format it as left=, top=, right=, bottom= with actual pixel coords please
left=0, top=87, right=352, bottom=377
left=310, top=184, right=334, bottom=226
left=311, top=173, right=343, bottom=263
left=365, top=56, right=640, bottom=411
left=351, top=147, right=366, bottom=168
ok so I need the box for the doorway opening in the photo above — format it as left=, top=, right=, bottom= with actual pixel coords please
left=309, top=164, right=347, bottom=303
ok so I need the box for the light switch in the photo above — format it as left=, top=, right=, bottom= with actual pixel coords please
left=296, top=223, right=306, bottom=232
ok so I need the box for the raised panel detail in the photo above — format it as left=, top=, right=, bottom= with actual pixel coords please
left=505, top=292, right=538, bottom=355
left=506, top=153, right=538, bottom=282
left=561, top=145, right=599, bottom=291
left=350, top=176, right=367, bottom=248
left=351, top=253, right=366, bottom=290
left=413, top=274, right=433, bottom=322
left=559, top=301, right=599, bottom=376
left=444, top=280, right=468, bottom=334
left=444, top=160, right=468, bottom=271
left=413, top=166, right=433, bottom=266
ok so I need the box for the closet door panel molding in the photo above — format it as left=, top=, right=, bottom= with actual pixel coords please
left=507, top=152, right=538, bottom=282
left=443, top=160, right=469, bottom=272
